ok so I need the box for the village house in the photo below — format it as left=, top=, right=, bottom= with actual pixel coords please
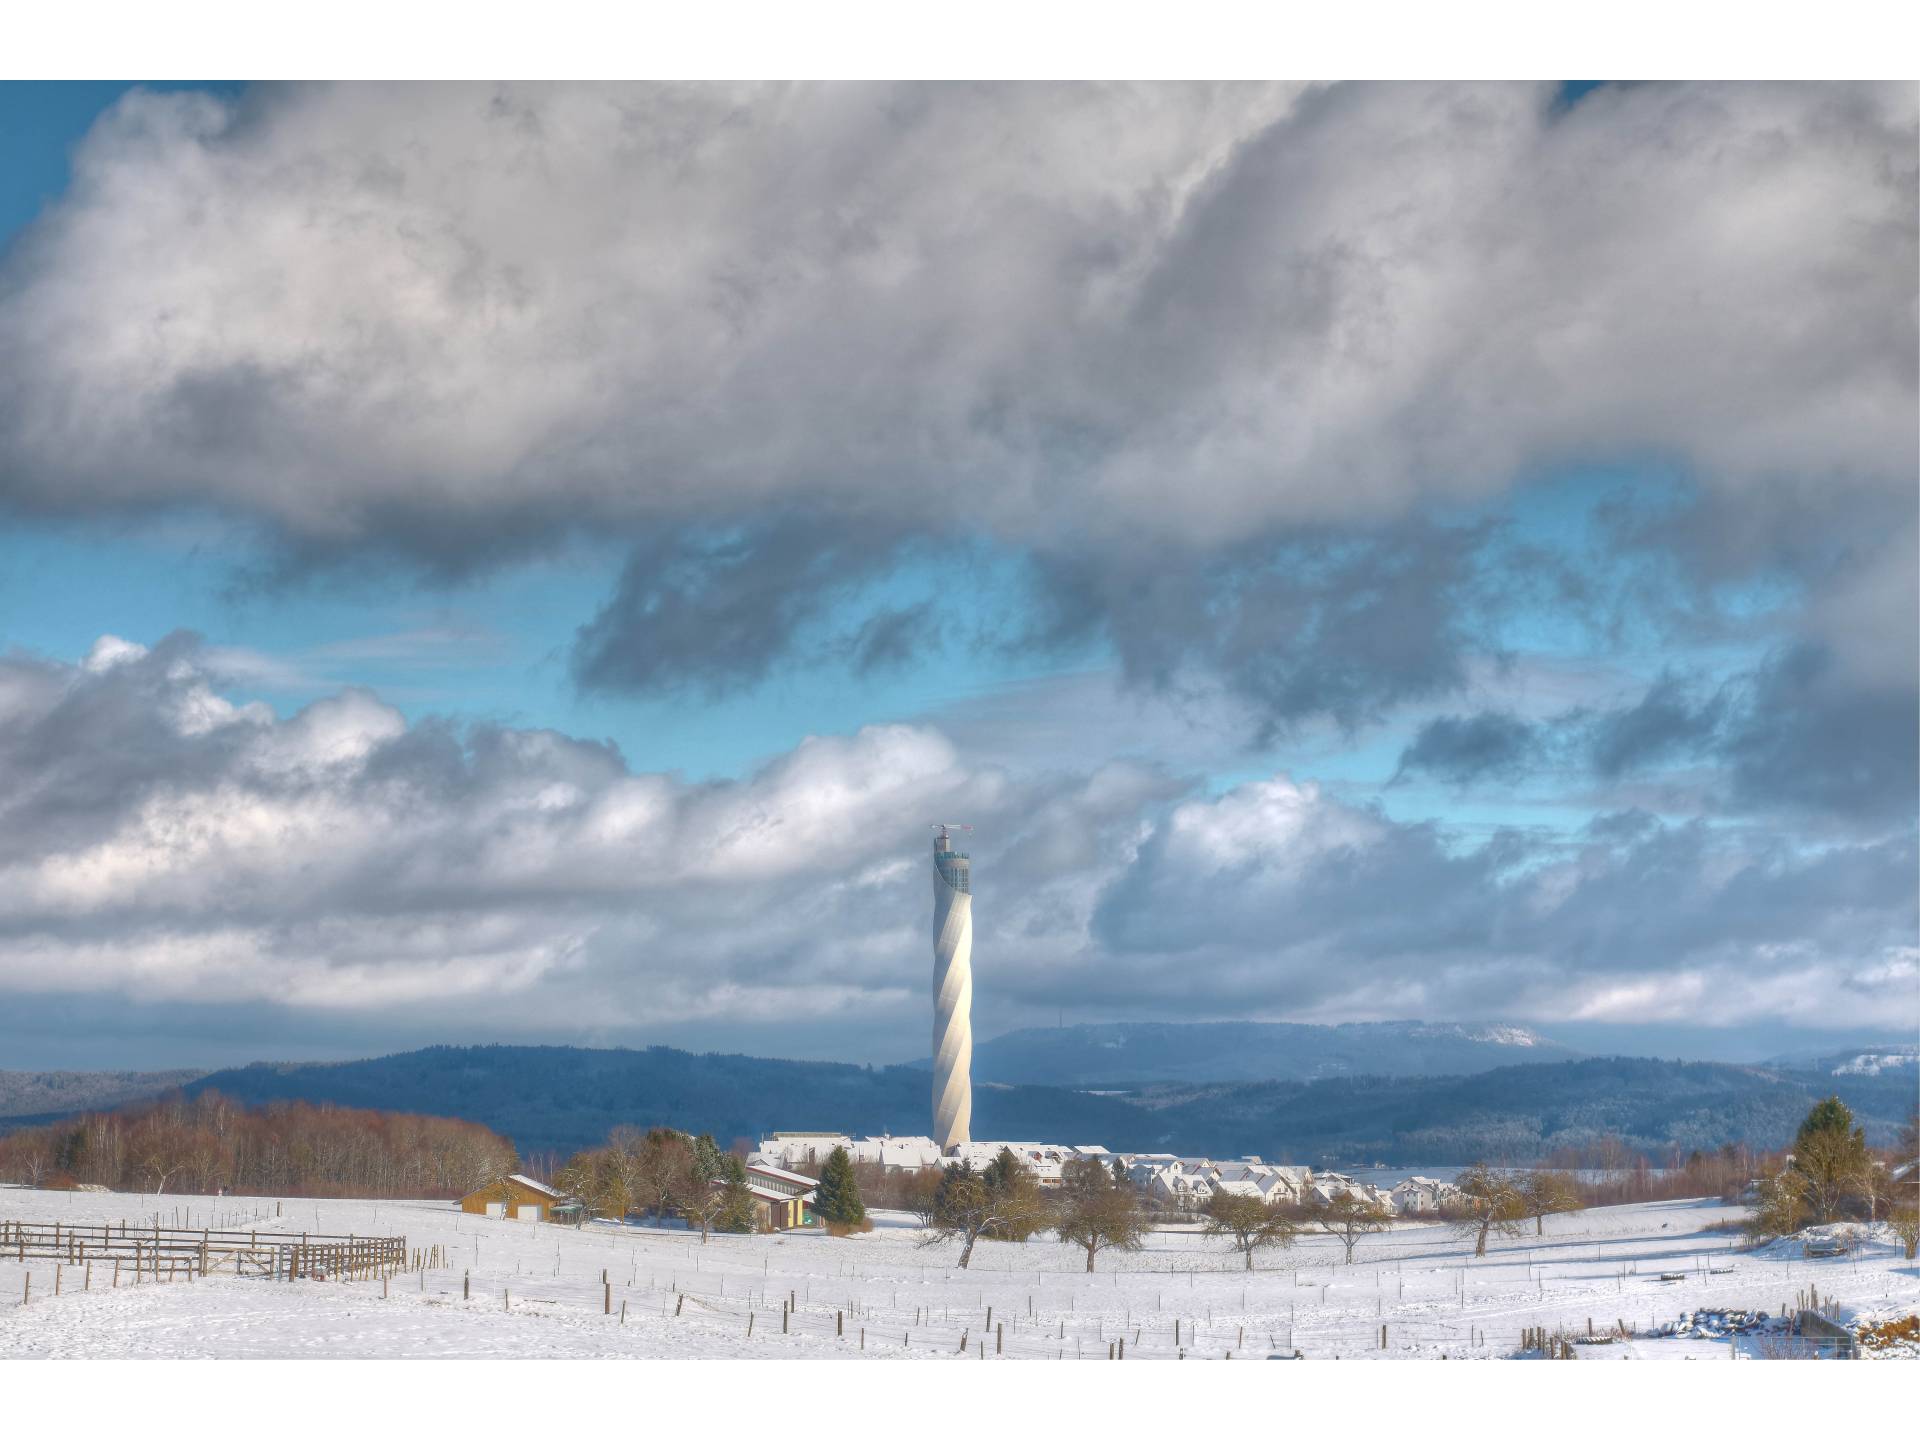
left=1388, top=1176, right=1463, bottom=1214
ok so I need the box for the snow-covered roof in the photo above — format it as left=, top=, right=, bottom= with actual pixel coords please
left=747, top=1162, right=818, bottom=1188
left=743, top=1182, right=806, bottom=1204
left=507, top=1173, right=564, bottom=1199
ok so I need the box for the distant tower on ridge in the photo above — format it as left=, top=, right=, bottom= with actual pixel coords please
left=930, top=823, right=973, bottom=1152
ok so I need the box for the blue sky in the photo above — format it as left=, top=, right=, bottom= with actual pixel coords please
left=0, top=81, right=1911, bottom=1068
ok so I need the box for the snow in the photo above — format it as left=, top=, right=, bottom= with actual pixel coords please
left=2, top=1187, right=1915, bottom=1360
left=1831, top=1049, right=1918, bottom=1076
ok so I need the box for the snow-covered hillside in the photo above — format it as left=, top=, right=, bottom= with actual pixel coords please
left=2, top=1187, right=1913, bottom=1360
left=1831, top=1048, right=1918, bottom=1077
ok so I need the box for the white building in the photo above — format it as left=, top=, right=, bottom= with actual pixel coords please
left=1388, top=1176, right=1463, bottom=1214
left=753, top=1132, right=854, bottom=1170
left=752, top=1133, right=945, bottom=1173
left=944, top=1140, right=1086, bottom=1185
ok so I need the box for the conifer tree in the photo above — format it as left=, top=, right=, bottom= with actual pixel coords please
left=815, top=1144, right=866, bottom=1226
left=716, top=1154, right=758, bottom=1233
left=691, top=1133, right=724, bottom=1185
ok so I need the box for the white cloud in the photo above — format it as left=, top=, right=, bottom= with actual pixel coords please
left=0, top=636, right=1908, bottom=1046
left=1, top=84, right=1909, bottom=598
left=82, top=635, right=148, bottom=672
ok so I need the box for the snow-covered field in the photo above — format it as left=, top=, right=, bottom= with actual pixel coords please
left=2, top=1186, right=1914, bottom=1359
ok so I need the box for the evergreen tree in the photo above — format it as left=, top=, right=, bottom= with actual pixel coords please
left=984, top=1146, right=1022, bottom=1192
left=1110, top=1156, right=1128, bottom=1187
left=933, top=1160, right=977, bottom=1223
left=1795, top=1096, right=1858, bottom=1150
left=691, top=1132, right=724, bottom=1184
left=716, top=1154, right=757, bottom=1234
left=814, top=1144, right=866, bottom=1226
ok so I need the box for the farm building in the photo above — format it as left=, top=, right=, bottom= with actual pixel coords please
left=459, top=1173, right=566, bottom=1223
left=742, top=1162, right=818, bottom=1230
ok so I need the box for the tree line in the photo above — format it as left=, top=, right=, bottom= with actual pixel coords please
left=0, top=1090, right=516, bottom=1198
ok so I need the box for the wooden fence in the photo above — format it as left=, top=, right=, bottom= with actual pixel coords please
left=2, top=1218, right=405, bottom=1282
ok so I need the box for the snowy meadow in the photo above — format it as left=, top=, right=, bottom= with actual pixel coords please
left=2, top=1186, right=1915, bottom=1360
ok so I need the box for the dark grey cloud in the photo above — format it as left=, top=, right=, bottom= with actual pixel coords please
left=846, top=601, right=938, bottom=676
left=1723, top=642, right=1919, bottom=822
left=1394, top=710, right=1540, bottom=785
left=1022, top=519, right=1494, bottom=739
left=1574, top=644, right=1917, bottom=825
left=1588, top=672, right=1723, bottom=778
left=571, top=519, right=913, bottom=697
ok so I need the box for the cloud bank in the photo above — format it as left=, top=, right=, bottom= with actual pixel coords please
left=0, top=82, right=1911, bottom=729
left=0, top=639, right=1908, bottom=1053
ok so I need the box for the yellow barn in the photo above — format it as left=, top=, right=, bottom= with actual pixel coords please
left=459, top=1173, right=565, bottom=1223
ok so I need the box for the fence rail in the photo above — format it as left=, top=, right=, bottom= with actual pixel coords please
left=2, top=1219, right=405, bottom=1281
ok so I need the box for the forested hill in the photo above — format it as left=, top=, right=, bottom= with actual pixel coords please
left=0, top=1067, right=207, bottom=1118
left=941, top=1020, right=1581, bottom=1086
left=181, top=1045, right=1916, bottom=1165
left=1134, top=1057, right=1914, bottom=1163
left=185, top=1046, right=1142, bottom=1160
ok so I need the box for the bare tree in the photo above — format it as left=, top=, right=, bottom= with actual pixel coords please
left=1309, top=1191, right=1392, bottom=1263
left=1202, top=1193, right=1298, bottom=1270
left=1518, top=1168, right=1584, bottom=1236
left=918, top=1157, right=1048, bottom=1270
left=678, top=1178, right=729, bottom=1242
left=1889, top=1202, right=1920, bottom=1261
left=1452, top=1163, right=1527, bottom=1258
left=6, top=1131, right=55, bottom=1187
left=1053, top=1155, right=1149, bottom=1272
left=1744, top=1166, right=1810, bottom=1242
left=903, top=1166, right=943, bottom=1227
left=633, top=1129, right=698, bottom=1221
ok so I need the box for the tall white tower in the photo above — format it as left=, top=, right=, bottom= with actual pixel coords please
left=931, top=824, right=973, bottom=1152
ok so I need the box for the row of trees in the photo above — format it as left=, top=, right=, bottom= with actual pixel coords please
left=917, top=1152, right=1147, bottom=1270
left=554, top=1126, right=760, bottom=1239
left=1199, top=1164, right=1584, bottom=1270
left=906, top=1153, right=1586, bottom=1273
left=0, top=1090, right=515, bottom=1198
left=551, top=1129, right=873, bottom=1240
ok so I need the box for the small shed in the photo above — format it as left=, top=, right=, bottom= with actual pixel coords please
left=460, top=1173, right=565, bottom=1223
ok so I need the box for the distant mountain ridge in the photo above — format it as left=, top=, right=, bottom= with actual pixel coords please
left=147, top=1042, right=1914, bottom=1165
left=925, top=1020, right=1583, bottom=1086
